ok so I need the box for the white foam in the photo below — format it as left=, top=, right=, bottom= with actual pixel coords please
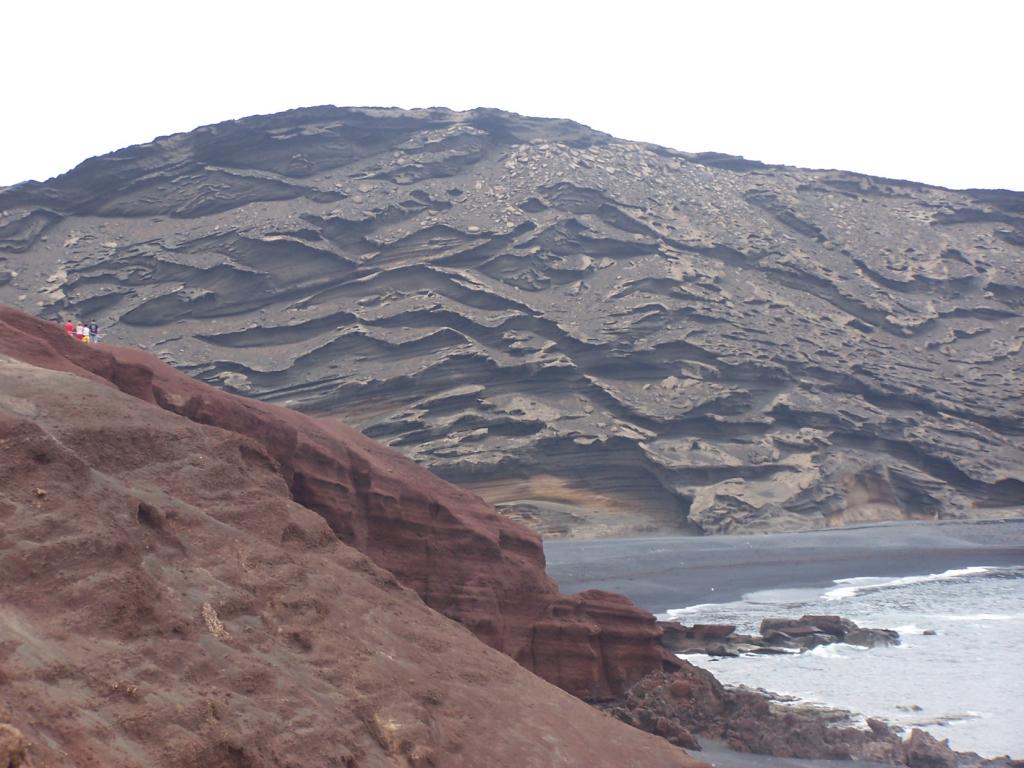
left=823, top=566, right=993, bottom=601
left=659, top=603, right=742, bottom=621
left=932, top=613, right=1020, bottom=622
left=661, top=602, right=722, bottom=618
left=893, top=624, right=930, bottom=635
left=811, top=642, right=875, bottom=659
left=809, top=644, right=846, bottom=659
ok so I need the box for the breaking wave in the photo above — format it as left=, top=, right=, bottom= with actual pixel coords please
left=823, top=566, right=1000, bottom=601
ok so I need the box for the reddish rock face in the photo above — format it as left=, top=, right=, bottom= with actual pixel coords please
left=0, top=305, right=676, bottom=699
left=0, top=339, right=705, bottom=767
left=531, top=590, right=678, bottom=699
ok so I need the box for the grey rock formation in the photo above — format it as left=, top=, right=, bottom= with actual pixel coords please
left=659, top=615, right=901, bottom=656
left=1, top=106, right=1021, bottom=534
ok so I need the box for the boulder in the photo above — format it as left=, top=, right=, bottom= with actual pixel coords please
left=799, top=614, right=858, bottom=639
left=845, top=627, right=901, bottom=648
left=761, top=616, right=900, bottom=651
left=691, top=624, right=737, bottom=640
left=903, top=728, right=956, bottom=768
left=867, top=717, right=894, bottom=737
left=659, top=622, right=753, bottom=656
left=760, top=618, right=824, bottom=637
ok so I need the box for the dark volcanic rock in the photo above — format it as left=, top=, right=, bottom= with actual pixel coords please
left=606, top=669, right=1018, bottom=767
left=2, top=106, right=1022, bottom=534
left=662, top=614, right=899, bottom=655
left=0, top=305, right=678, bottom=702
left=603, top=666, right=905, bottom=762
left=904, top=729, right=958, bottom=768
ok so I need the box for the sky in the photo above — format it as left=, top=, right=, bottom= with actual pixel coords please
left=2, top=0, right=1021, bottom=190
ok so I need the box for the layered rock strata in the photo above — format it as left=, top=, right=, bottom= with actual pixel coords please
left=0, top=305, right=675, bottom=701
left=1, top=106, right=1022, bottom=533
left=0, top=318, right=701, bottom=766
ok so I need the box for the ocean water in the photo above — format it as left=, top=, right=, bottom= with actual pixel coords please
left=661, top=565, right=1024, bottom=758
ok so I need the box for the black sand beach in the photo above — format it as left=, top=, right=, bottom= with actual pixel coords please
left=544, top=519, right=1024, bottom=613
left=698, top=740, right=891, bottom=768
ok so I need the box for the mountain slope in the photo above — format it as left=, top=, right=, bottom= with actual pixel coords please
left=1, top=106, right=1022, bottom=534
left=0, top=314, right=700, bottom=767
left=0, top=305, right=676, bottom=701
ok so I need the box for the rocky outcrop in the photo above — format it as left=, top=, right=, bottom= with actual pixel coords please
left=1, top=106, right=1022, bottom=534
left=660, top=615, right=900, bottom=656
left=604, top=668, right=1018, bottom=767
left=761, top=614, right=900, bottom=649
left=0, top=305, right=676, bottom=701
left=905, top=729, right=959, bottom=768
left=605, top=666, right=905, bottom=761
left=0, top=332, right=702, bottom=767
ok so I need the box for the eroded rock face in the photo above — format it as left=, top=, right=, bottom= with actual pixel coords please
left=1, top=106, right=1022, bottom=534
left=0, top=324, right=702, bottom=767
left=0, top=305, right=676, bottom=701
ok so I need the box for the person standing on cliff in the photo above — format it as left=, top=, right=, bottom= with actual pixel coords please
left=64, top=318, right=75, bottom=336
left=88, top=321, right=99, bottom=342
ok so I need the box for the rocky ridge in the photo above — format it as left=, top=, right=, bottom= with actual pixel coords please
left=1, top=106, right=1022, bottom=534
left=1, top=305, right=1009, bottom=767
left=603, top=668, right=1019, bottom=768
left=0, top=309, right=702, bottom=767
left=0, top=305, right=676, bottom=705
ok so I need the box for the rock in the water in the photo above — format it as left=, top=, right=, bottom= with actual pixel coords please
left=868, top=717, right=895, bottom=737
left=664, top=614, right=900, bottom=655
left=845, top=626, right=901, bottom=648
left=903, top=728, right=957, bottom=768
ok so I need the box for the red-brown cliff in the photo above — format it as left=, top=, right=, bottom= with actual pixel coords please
left=0, top=305, right=677, bottom=700
left=0, top=329, right=703, bottom=767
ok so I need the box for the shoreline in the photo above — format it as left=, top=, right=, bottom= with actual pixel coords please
left=544, top=518, right=1024, bottom=613
left=696, top=739, right=893, bottom=768
left=558, top=519, right=1024, bottom=763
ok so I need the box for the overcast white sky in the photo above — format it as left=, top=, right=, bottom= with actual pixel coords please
left=2, top=0, right=1021, bottom=190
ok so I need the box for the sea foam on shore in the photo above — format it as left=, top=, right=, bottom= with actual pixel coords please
left=663, top=565, right=1024, bottom=758
left=822, top=567, right=995, bottom=601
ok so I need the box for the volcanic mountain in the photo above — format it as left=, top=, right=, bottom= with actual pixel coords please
left=1, top=106, right=1021, bottom=534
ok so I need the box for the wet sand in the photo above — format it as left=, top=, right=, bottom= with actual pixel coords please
left=544, top=519, right=1024, bottom=613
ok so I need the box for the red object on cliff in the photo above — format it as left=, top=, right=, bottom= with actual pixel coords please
left=0, top=305, right=678, bottom=699
left=63, top=320, right=74, bottom=335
